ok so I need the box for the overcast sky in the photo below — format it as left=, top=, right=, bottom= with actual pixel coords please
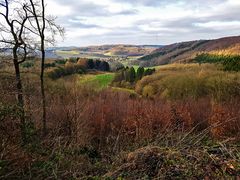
left=47, top=0, right=240, bottom=46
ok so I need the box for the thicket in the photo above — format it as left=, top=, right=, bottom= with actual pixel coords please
left=136, top=64, right=240, bottom=102
left=46, top=64, right=86, bottom=79
left=46, top=58, right=110, bottom=79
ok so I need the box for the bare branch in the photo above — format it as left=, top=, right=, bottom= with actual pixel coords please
left=0, top=39, right=15, bottom=45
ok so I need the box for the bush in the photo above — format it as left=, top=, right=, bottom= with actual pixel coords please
left=206, top=74, right=240, bottom=102
left=159, top=75, right=207, bottom=100
left=142, top=85, right=156, bottom=97
left=47, top=64, right=86, bottom=79
left=21, top=61, right=34, bottom=68
left=44, top=62, right=56, bottom=68
left=55, top=59, right=67, bottom=65
left=136, top=64, right=240, bottom=101
left=144, top=68, right=155, bottom=76
left=95, top=60, right=101, bottom=69
left=77, top=58, right=88, bottom=68
left=87, top=59, right=95, bottom=69
left=136, top=67, right=144, bottom=80
left=222, top=56, right=240, bottom=71
left=98, top=61, right=110, bottom=71
left=68, top=57, right=78, bottom=63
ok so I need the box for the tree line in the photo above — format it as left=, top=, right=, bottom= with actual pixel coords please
left=46, top=58, right=110, bottom=79
left=195, top=53, right=240, bottom=71
left=77, top=58, right=110, bottom=71
left=114, top=67, right=155, bottom=84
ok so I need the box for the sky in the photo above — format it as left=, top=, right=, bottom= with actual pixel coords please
left=46, top=0, right=240, bottom=46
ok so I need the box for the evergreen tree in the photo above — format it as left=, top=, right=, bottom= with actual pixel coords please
left=129, top=67, right=136, bottom=83
left=99, top=61, right=110, bottom=71
left=124, top=68, right=129, bottom=82
left=95, top=60, right=101, bottom=69
left=87, top=59, right=95, bottom=69
left=144, top=68, right=155, bottom=76
left=136, top=67, right=144, bottom=80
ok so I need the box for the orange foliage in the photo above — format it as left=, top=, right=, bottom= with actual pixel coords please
left=45, top=90, right=239, bottom=149
left=209, top=101, right=240, bottom=139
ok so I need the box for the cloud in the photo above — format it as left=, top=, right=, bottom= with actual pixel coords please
left=46, top=0, right=240, bottom=46
left=111, top=0, right=166, bottom=6
left=50, top=0, right=137, bottom=17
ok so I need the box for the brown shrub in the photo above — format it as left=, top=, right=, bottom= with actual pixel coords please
left=209, top=100, right=240, bottom=139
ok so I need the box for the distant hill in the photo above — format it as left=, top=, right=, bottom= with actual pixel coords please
left=1, top=45, right=161, bottom=59
left=54, top=44, right=160, bottom=59
left=138, top=36, right=240, bottom=66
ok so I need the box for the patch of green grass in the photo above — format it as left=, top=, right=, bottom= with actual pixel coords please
left=94, top=74, right=114, bottom=88
left=79, top=73, right=114, bottom=89
left=56, top=50, right=80, bottom=55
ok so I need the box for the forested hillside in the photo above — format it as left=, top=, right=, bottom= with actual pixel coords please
left=138, top=36, right=240, bottom=66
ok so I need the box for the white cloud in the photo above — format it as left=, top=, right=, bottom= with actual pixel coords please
left=46, top=1, right=71, bottom=16
left=195, top=21, right=240, bottom=29
left=46, top=0, right=240, bottom=46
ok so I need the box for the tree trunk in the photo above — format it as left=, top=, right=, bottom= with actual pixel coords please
left=41, top=44, right=47, bottom=135
left=13, top=48, right=26, bottom=142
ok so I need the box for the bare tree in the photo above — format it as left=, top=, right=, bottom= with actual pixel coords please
left=27, top=0, right=64, bottom=134
left=0, top=0, right=64, bottom=138
left=0, top=0, right=33, bottom=142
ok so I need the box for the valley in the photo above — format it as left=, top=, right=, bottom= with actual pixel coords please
left=0, top=0, right=240, bottom=178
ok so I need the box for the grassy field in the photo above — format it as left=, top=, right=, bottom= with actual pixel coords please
left=78, top=73, right=114, bottom=89
left=56, top=50, right=80, bottom=55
